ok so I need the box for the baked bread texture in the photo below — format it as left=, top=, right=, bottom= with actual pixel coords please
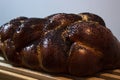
left=0, top=12, right=120, bottom=76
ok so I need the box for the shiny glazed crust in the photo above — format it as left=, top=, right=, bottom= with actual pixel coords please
left=0, top=12, right=120, bottom=76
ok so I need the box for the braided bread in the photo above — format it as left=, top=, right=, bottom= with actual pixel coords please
left=0, top=12, right=120, bottom=76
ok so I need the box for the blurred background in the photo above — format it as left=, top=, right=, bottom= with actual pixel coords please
left=0, top=0, right=120, bottom=40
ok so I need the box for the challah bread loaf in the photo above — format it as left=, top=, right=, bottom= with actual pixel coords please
left=0, top=12, right=120, bottom=76
left=0, top=13, right=82, bottom=67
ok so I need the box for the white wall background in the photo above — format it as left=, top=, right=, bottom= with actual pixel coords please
left=0, top=0, right=120, bottom=40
